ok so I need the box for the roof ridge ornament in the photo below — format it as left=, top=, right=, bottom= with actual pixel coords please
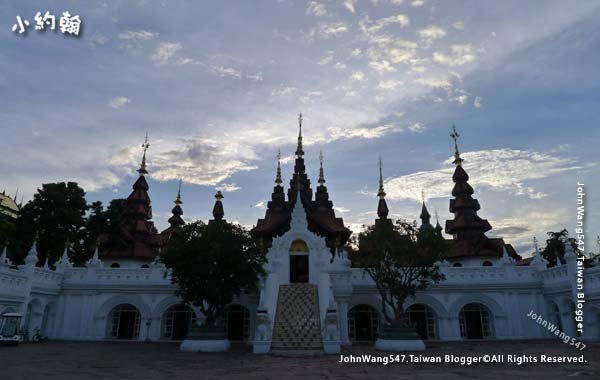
left=138, top=132, right=150, bottom=175
left=450, top=123, right=463, bottom=166
left=175, top=179, right=183, bottom=205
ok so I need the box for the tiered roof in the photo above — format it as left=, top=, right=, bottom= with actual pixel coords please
left=252, top=114, right=351, bottom=252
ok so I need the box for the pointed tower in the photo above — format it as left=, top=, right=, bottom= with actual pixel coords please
left=444, top=125, right=521, bottom=261
left=288, top=113, right=313, bottom=205
left=211, top=191, right=225, bottom=222
left=252, top=115, right=351, bottom=253
left=376, top=158, right=389, bottom=221
left=100, top=134, right=160, bottom=261
left=434, top=210, right=443, bottom=237
left=161, top=180, right=185, bottom=239
left=315, top=151, right=332, bottom=208
left=419, top=191, right=433, bottom=232
left=444, top=125, right=492, bottom=240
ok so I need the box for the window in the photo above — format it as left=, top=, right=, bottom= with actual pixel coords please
left=110, top=263, right=120, bottom=268
left=162, top=304, right=196, bottom=340
left=141, top=264, right=149, bottom=268
left=452, top=263, right=462, bottom=267
left=482, top=261, right=493, bottom=267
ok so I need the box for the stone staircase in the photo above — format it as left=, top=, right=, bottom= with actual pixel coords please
left=270, top=284, right=322, bottom=353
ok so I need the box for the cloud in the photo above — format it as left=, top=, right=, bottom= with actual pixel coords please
left=369, top=60, right=396, bottom=73
left=334, top=206, right=351, bottom=213
left=343, top=0, right=356, bottom=13
left=418, top=25, right=447, bottom=45
left=350, top=71, right=367, bottom=81
left=474, top=96, right=482, bottom=108
left=433, top=44, right=476, bottom=66
left=213, top=66, right=242, bottom=78
left=254, top=201, right=266, bottom=209
left=246, top=72, right=263, bottom=82
left=384, top=149, right=589, bottom=202
left=333, top=62, right=347, bottom=69
left=306, top=1, right=327, bottom=17
left=118, top=30, right=158, bottom=53
left=318, top=51, right=334, bottom=65
left=408, top=122, right=425, bottom=133
left=272, top=28, right=292, bottom=42
left=411, top=0, right=424, bottom=6
left=377, top=79, right=403, bottom=90
left=216, top=183, right=241, bottom=192
left=351, top=48, right=362, bottom=57
left=311, top=22, right=349, bottom=38
left=327, top=123, right=404, bottom=139
left=414, top=77, right=451, bottom=89
left=109, top=96, right=131, bottom=109
left=112, top=138, right=258, bottom=187
left=452, top=21, right=465, bottom=30
left=150, top=42, right=182, bottom=66
left=362, top=14, right=410, bottom=34
left=271, top=86, right=297, bottom=96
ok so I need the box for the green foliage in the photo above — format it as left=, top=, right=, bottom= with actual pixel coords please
left=13, top=182, right=88, bottom=266
left=82, top=199, right=127, bottom=261
left=160, top=220, right=265, bottom=327
left=0, top=212, right=16, bottom=247
left=351, top=219, right=448, bottom=325
left=541, top=229, right=579, bottom=268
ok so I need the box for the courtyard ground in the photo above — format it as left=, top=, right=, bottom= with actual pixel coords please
left=0, top=340, right=598, bottom=379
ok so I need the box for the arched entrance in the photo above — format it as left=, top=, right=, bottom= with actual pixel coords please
left=162, top=304, right=196, bottom=340
left=289, top=239, right=309, bottom=283
left=459, top=303, right=494, bottom=339
left=348, top=305, right=380, bottom=342
left=108, top=304, right=141, bottom=339
left=226, top=304, right=250, bottom=342
left=407, top=304, right=437, bottom=340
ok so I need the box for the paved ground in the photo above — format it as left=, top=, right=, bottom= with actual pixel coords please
left=0, top=340, right=598, bottom=379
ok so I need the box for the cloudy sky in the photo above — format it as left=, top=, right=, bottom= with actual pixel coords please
left=1, top=0, right=599, bottom=255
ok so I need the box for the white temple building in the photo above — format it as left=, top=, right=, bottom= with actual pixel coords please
left=1, top=122, right=599, bottom=352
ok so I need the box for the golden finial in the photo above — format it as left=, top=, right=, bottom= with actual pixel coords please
left=377, top=157, right=386, bottom=198
left=275, top=149, right=282, bottom=186
left=450, top=123, right=463, bottom=166
left=215, top=190, right=224, bottom=201
left=318, top=150, right=325, bottom=185
left=138, top=132, right=150, bottom=175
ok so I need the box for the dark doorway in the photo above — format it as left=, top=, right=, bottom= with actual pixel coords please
left=227, top=305, right=249, bottom=341
left=162, top=304, right=195, bottom=340
left=290, top=255, right=309, bottom=283
left=407, top=304, right=437, bottom=340
left=464, top=310, right=483, bottom=339
left=460, top=303, right=493, bottom=339
left=109, top=304, right=140, bottom=339
left=348, top=305, right=379, bottom=342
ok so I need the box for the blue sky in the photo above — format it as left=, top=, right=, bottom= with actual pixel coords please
left=1, top=0, right=599, bottom=255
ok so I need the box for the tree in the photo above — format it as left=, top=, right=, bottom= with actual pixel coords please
left=82, top=199, right=127, bottom=261
left=351, top=219, right=448, bottom=325
left=0, top=212, right=16, bottom=247
left=160, top=220, right=265, bottom=327
left=13, top=182, right=88, bottom=266
left=541, top=229, right=579, bottom=267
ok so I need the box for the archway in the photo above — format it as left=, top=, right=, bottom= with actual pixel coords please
left=407, top=304, right=437, bottom=340
left=162, top=304, right=196, bottom=340
left=550, top=302, right=563, bottom=331
left=289, top=239, right=309, bottom=283
left=108, top=304, right=141, bottom=339
left=348, top=305, right=380, bottom=342
left=226, top=304, right=250, bottom=342
left=40, top=304, right=51, bottom=336
left=459, top=303, right=494, bottom=339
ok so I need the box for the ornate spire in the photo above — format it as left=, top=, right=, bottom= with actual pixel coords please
left=445, top=128, right=492, bottom=240
left=376, top=158, right=389, bottom=220
left=318, top=150, right=325, bottom=185
left=377, top=157, right=386, bottom=199
left=420, top=192, right=431, bottom=226
left=212, top=191, right=224, bottom=221
left=166, top=180, right=185, bottom=230
left=275, top=149, right=283, bottom=186
left=138, top=132, right=150, bottom=175
left=296, top=113, right=304, bottom=157
left=450, top=123, right=463, bottom=166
